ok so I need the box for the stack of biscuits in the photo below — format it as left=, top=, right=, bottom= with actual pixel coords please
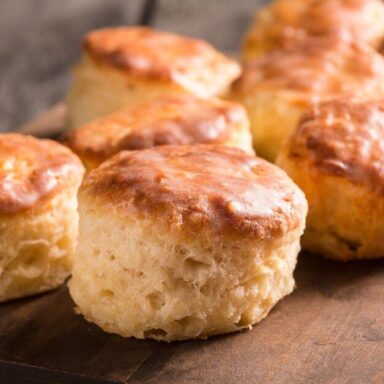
left=1, top=0, right=384, bottom=343
left=240, top=0, right=384, bottom=261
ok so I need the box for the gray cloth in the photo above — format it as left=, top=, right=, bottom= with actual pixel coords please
left=0, top=0, right=267, bottom=132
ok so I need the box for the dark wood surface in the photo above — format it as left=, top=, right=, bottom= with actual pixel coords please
left=2, top=251, right=384, bottom=384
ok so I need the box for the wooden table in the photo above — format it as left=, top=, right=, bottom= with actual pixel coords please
left=2, top=251, right=384, bottom=383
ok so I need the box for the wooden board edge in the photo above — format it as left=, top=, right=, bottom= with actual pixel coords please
left=18, top=103, right=67, bottom=138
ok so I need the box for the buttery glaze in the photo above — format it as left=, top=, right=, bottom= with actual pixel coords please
left=64, top=95, right=246, bottom=167
left=82, top=145, right=306, bottom=238
left=287, top=100, right=384, bottom=193
left=246, top=0, right=384, bottom=52
left=235, top=37, right=384, bottom=97
left=0, top=134, right=83, bottom=214
left=84, top=26, right=238, bottom=81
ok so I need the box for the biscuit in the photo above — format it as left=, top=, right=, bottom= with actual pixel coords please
left=64, top=94, right=253, bottom=171
left=243, top=0, right=384, bottom=61
left=69, top=145, right=307, bottom=341
left=277, top=99, right=384, bottom=260
left=67, top=27, right=241, bottom=129
left=230, top=37, right=384, bottom=161
left=0, top=134, right=84, bottom=302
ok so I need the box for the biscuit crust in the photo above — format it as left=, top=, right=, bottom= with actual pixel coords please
left=285, top=100, right=384, bottom=193
left=84, top=26, right=240, bottom=87
left=277, top=100, right=384, bottom=260
left=235, top=38, right=384, bottom=99
left=82, top=145, right=306, bottom=239
left=0, top=134, right=84, bottom=302
left=243, top=0, right=384, bottom=61
left=70, top=145, right=307, bottom=340
left=231, top=37, right=384, bottom=160
left=67, top=27, right=241, bottom=129
left=0, top=134, right=83, bottom=214
left=64, top=95, right=253, bottom=170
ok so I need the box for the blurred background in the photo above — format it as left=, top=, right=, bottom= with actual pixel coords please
left=0, top=0, right=268, bottom=132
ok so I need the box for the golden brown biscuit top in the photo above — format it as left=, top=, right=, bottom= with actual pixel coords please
left=249, top=0, right=384, bottom=49
left=0, top=134, right=84, bottom=214
left=234, top=37, right=384, bottom=99
left=286, top=100, right=384, bottom=193
left=64, top=95, right=247, bottom=168
left=84, top=26, right=239, bottom=82
left=82, top=145, right=306, bottom=239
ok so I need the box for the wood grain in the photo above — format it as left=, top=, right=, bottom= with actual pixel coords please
left=18, top=103, right=67, bottom=138
left=1, top=253, right=384, bottom=384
